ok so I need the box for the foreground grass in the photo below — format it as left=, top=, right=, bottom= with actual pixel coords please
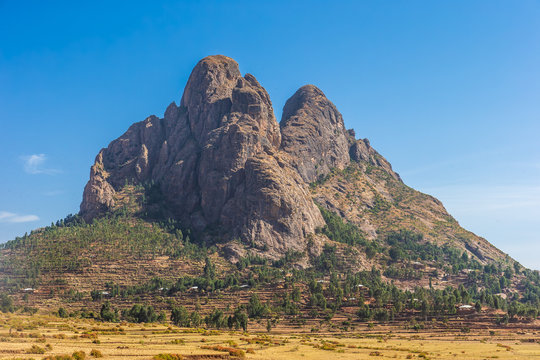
left=0, top=314, right=538, bottom=359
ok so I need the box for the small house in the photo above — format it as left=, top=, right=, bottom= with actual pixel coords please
left=457, top=304, right=475, bottom=314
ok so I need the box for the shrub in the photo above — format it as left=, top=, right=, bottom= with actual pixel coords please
left=27, top=344, right=46, bottom=354
left=44, top=356, right=75, bottom=360
left=201, top=345, right=245, bottom=358
left=58, top=307, right=69, bottom=318
left=153, top=354, right=184, bottom=360
left=90, top=349, right=103, bottom=358
left=228, top=348, right=245, bottom=357
left=72, top=351, right=86, bottom=360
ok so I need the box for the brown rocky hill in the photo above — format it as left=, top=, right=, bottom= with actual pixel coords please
left=80, top=54, right=504, bottom=265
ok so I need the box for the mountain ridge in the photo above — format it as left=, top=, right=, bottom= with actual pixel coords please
left=79, top=55, right=504, bottom=265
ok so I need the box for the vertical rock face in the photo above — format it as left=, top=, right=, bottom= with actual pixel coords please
left=280, top=85, right=352, bottom=183
left=180, top=55, right=240, bottom=144
left=80, top=152, right=116, bottom=220
left=80, top=55, right=324, bottom=257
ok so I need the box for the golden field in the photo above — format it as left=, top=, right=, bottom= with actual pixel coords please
left=0, top=313, right=538, bottom=360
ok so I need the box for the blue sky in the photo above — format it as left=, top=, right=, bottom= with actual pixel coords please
left=1, top=1, right=539, bottom=269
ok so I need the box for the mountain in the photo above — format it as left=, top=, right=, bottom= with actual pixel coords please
left=81, top=55, right=322, bottom=259
left=2, top=56, right=538, bottom=326
left=80, top=55, right=504, bottom=264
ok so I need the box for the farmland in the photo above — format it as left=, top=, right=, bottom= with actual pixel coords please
left=0, top=313, right=538, bottom=360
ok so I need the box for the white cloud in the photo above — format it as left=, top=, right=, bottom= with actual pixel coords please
left=0, top=211, right=16, bottom=220
left=0, top=211, right=39, bottom=223
left=10, top=215, right=40, bottom=223
left=21, top=154, right=60, bottom=175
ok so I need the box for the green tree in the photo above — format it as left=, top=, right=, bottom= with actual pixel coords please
left=233, top=307, right=248, bottom=331
left=247, top=294, right=268, bottom=318
left=206, top=308, right=226, bottom=329
left=475, top=301, right=481, bottom=312
left=204, top=257, right=216, bottom=280
left=389, top=247, right=404, bottom=262
left=0, top=294, right=14, bottom=313
left=58, top=307, right=69, bottom=318
left=171, top=306, right=190, bottom=327
left=190, top=311, right=201, bottom=327
left=125, top=304, right=157, bottom=323
left=266, top=319, right=272, bottom=333
left=100, top=301, right=118, bottom=322
left=357, top=303, right=372, bottom=321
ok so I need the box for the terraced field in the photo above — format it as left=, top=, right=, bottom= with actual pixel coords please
left=0, top=313, right=538, bottom=360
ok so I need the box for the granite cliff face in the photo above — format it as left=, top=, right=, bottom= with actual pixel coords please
left=280, top=85, right=352, bottom=183
left=81, top=56, right=325, bottom=257
left=279, top=84, right=400, bottom=183
left=80, top=55, right=503, bottom=263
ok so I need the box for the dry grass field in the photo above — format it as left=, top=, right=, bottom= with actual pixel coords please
left=0, top=313, right=538, bottom=360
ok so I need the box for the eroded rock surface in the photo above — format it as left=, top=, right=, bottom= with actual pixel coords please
left=280, top=85, right=352, bottom=183
left=81, top=56, right=325, bottom=258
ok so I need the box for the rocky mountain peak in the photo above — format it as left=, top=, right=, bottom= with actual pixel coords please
left=280, top=84, right=352, bottom=183
left=80, top=56, right=324, bottom=258
left=178, top=55, right=281, bottom=149
left=180, top=55, right=241, bottom=143
left=79, top=55, right=408, bottom=259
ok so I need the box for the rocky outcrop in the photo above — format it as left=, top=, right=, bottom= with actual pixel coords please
left=80, top=152, right=116, bottom=220
left=349, top=138, right=401, bottom=181
left=80, top=55, right=411, bottom=258
left=279, top=84, right=400, bottom=183
left=80, top=55, right=324, bottom=258
left=280, top=85, right=352, bottom=183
